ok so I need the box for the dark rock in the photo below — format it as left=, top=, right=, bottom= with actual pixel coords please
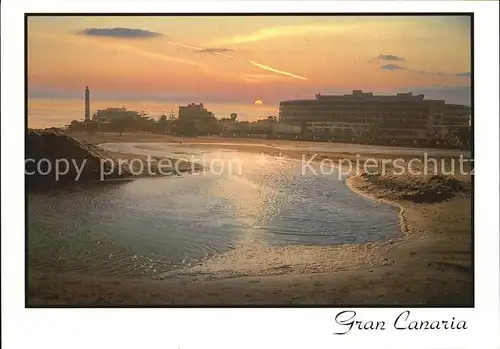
left=26, top=130, right=132, bottom=191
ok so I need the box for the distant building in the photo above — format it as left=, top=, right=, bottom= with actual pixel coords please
left=178, top=103, right=217, bottom=134
left=437, top=104, right=471, bottom=139
left=220, top=121, right=247, bottom=136
left=279, top=90, right=471, bottom=143
left=219, top=120, right=301, bottom=138
left=178, top=103, right=213, bottom=121
left=84, top=86, right=90, bottom=122
left=271, top=123, right=302, bottom=135
left=94, top=107, right=140, bottom=121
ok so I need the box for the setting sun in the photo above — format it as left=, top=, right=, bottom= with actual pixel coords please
left=254, top=99, right=264, bottom=105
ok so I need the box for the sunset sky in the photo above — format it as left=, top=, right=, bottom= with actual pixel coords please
left=28, top=15, right=471, bottom=122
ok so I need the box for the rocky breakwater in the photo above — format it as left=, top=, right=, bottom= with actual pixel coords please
left=26, top=130, right=134, bottom=190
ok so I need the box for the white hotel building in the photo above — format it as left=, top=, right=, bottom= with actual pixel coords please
left=279, top=90, right=471, bottom=143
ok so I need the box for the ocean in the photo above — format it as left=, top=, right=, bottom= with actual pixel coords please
left=27, top=143, right=401, bottom=278
left=28, top=98, right=278, bottom=129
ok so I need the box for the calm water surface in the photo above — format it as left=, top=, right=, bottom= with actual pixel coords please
left=28, top=143, right=401, bottom=278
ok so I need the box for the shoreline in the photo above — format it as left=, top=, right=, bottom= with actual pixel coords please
left=27, top=134, right=472, bottom=305
left=346, top=175, right=412, bottom=239
left=68, top=131, right=471, bottom=153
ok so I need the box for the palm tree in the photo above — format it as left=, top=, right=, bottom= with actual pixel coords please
left=167, top=110, right=177, bottom=121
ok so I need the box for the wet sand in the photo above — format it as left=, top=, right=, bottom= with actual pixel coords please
left=27, top=132, right=473, bottom=306
left=72, top=131, right=470, bottom=157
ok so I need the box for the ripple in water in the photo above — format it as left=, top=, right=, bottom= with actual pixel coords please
left=28, top=143, right=400, bottom=278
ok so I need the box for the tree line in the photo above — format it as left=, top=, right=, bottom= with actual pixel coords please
left=67, top=109, right=279, bottom=137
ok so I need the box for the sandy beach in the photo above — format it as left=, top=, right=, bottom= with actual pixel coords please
left=27, top=132, right=473, bottom=306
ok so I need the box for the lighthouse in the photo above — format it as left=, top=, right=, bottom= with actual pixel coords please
left=85, top=86, right=90, bottom=121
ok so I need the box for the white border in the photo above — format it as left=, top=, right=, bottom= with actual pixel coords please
left=2, top=1, right=499, bottom=349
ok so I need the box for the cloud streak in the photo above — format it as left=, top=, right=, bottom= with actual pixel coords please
left=374, top=54, right=405, bottom=61
left=248, top=61, right=307, bottom=80
left=79, top=28, right=162, bottom=39
left=195, top=48, right=235, bottom=54
left=373, top=53, right=470, bottom=78
left=46, top=33, right=204, bottom=69
left=163, top=39, right=308, bottom=80
left=66, top=30, right=308, bottom=81
left=208, top=23, right=354, bottom=46
left=380, top=64, right=407, bottom=71
left=380, top=64, right=471, bottom=78
left=118, top=45, right=205, bottom=67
